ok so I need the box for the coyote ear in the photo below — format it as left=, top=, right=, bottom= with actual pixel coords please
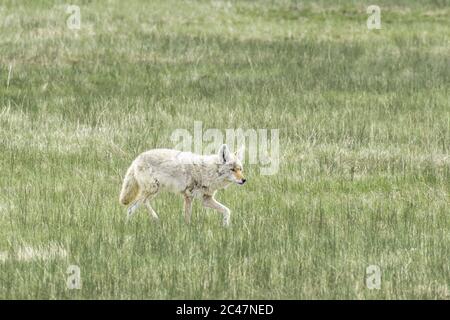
left=235, top=145, right=245, bottom=161
left=218, top=144, right=231, bottom=163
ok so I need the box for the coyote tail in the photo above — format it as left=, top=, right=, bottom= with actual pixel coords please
left=119, top=165, right=139, bottom=205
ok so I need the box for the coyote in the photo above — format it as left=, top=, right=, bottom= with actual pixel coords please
left=119, top=144, right=246, bottom=226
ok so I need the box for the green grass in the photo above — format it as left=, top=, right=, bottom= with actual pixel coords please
left=0, top=0, right=449, bottom=299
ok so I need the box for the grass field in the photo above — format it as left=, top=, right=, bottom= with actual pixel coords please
left=0, top=0, right=449, bottom=299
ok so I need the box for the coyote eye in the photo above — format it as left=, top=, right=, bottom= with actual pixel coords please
left=231, top=168, right=236, bottom=172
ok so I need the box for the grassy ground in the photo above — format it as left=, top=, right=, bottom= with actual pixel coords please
left=0, top=0, right=449, bottom=299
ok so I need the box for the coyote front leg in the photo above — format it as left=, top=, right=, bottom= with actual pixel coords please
left=203, top=195, right=231, bottom=227
left=184, top=195, right=193, bottom=224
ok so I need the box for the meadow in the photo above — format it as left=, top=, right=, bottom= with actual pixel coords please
left=0, top=0, right=449, bottom=299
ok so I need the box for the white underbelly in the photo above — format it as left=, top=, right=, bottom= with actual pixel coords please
left=155, top=173, right=186, bottom=194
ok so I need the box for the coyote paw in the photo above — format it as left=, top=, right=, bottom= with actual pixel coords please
left=223, top=217, right=231, bottom=227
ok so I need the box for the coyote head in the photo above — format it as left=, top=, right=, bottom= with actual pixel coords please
left=217, top=144, right=246, bottom=185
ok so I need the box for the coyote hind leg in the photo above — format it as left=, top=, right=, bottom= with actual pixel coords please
left=127, top=192, right=159, bottom=220
left=144, top=198, right=159, bottom=220
left=127, top=164, right=160, bottom=220
left=127, top=189, right=159, bottom=220
left=127, top=200, right=141, bottom=218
